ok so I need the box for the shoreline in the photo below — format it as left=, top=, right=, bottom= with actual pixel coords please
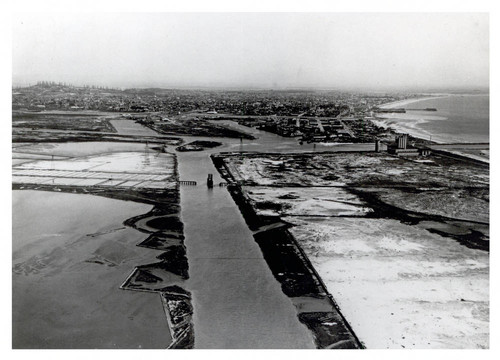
left=371, top=117, right=440, bottom=143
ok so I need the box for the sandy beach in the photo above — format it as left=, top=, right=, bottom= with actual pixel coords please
left=371, top=117, right=441, bottom=143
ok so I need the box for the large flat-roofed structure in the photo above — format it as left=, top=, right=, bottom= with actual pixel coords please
left=388, top=133, right=419, bottom=156
left=397, top=134, right=408, bottom=149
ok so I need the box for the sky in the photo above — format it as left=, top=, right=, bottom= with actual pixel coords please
left=12, top=12, right=489, bottom=90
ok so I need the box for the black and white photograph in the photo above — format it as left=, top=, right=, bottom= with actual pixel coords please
left=5, top=0, right=495, bottom=353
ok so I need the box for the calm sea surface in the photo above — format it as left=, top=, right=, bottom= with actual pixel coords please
left=378, top=94, right=489, bottom=143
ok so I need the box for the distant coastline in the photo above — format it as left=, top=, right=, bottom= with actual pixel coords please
left=378, top=95, right=452, bottom=109
left=378, top=93, right=488, bottom=109
left=375, top=94, right=489, bottom=144
left=374, top=94, right=450, bottom=142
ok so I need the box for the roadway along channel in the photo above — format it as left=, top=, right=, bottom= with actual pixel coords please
left=177, top=150, right=316, bottom=348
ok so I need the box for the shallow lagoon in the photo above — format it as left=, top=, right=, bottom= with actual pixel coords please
left=12, top=190, right=171, bottom=348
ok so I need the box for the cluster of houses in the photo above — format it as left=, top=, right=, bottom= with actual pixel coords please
left=236, top=115, right=369, bottom=143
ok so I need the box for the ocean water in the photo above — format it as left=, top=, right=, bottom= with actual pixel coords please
left=376, top=94, right=489, bottom=143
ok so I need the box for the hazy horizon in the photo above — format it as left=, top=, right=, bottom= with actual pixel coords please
left=13, top=13, right=489, bottom=90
